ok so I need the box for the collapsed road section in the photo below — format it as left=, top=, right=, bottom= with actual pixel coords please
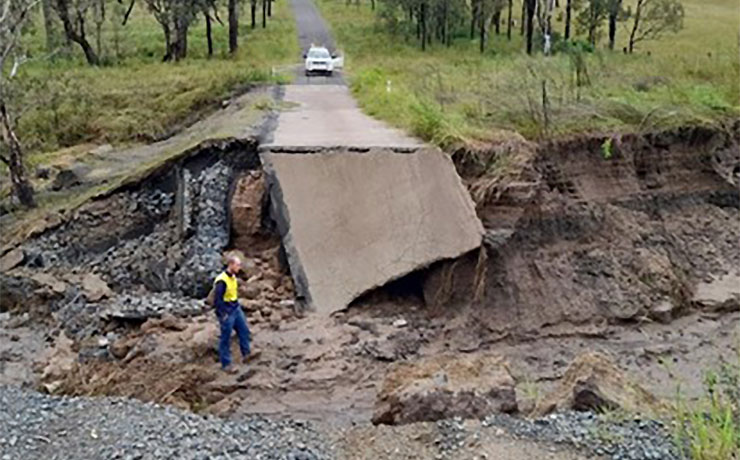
left=262, top=148, right=484, bottom=314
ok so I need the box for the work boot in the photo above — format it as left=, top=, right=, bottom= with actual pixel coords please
left=242, top=350, right=262, bottom=364
left=223, top=365, right=238, bottom=375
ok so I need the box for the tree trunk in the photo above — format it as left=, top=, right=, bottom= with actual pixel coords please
left=420, top=2, right=426, bottom=50
left=493, top=11, right=501, bottom=35
left=588, top=2, right=597, bottom=45
left=41, top=0, right=59, bottom=53
left=628, top=0, right=643, bottom=53
left=54, top=0, right=100, bottom=65
left=0, top=102, right=35, bottom=207
left=520, top=0, right=526, bottom=35
left=206, top=13, right=213, bottom=56
left=564, top=0, right=571, bottom=39
left=173, top=20, right=188, bottom=60
left=470, top=0, right=477, bottom=39
left=525, top=0, right=536, bottom=54
left=229, top=0, right=238, bottom=53
left=479, top=2, right=485, bottom=53
left=370, top=0, right=375, bottom=10
left=506, top=0, right=512, bottom=40
left=268, top=0, right=272, bottom=16
left=608, top=0, right=621, bottom=50
left=162, top=22, right=173, bottom=61
left=251, top=0, right=256, bottom=28
left=262, top=0, right=266, bottom=28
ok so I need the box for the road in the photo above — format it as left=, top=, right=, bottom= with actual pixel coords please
left=263, top=0, right=421, bottom=149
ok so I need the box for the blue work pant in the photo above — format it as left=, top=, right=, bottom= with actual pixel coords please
left=217, top=306, right=251, bottom=368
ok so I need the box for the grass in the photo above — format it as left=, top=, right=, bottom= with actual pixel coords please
left=11, top=0, right=298, bottom=157
left=316, top=0, right=739, bottom=146
left=673, top=348, right=740, bottom=459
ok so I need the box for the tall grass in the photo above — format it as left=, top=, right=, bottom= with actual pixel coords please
left=12, top=0, right=298, bottom=156
left=317, top=0, right=739, bottom=144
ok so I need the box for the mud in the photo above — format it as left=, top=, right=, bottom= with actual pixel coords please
left=1, top=125, right=738, bottom=429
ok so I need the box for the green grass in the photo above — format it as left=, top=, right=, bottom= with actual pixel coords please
left=317, top=0, right=739, bottom=146
left=12, top=0, right=298, bottom=156
left=673, top=349, right=740, bottom=459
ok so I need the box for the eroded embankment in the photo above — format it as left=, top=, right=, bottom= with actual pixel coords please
left=430, top=125, right=740, bottom=337
left=0, top=125, right=738, bottom=424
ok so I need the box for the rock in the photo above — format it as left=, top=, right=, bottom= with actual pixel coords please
left=230, top=171, right=266, bottom=247
left=0, top=248, right=24, bottom=272
left=692, top=272, right=740, bottom=312
left=30, top=273, right=68, bottom=295
left=82, top=273, right=113, bottom=302
left=51, top=168, right=82, bottom=191
left=649, top=300, right=674, bottom=324
left=109, top=338, right=134, bottom=360
left=392, top=318, right=408, bottom=328
left=535, top=352, right=665, bottom=416
left=372, top=353, right=517, bottom=425
left=35, top=166, right=51, bottom=179
left=41, top=333, right=76, bottom=383
left=239, top=283, right=261, bottom=300
left=141, top=313, right=187, bottom=332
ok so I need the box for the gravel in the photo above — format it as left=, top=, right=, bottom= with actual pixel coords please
left=0, top=385, right=332, bottom=460
left=483, top=411, right=680, bottom=460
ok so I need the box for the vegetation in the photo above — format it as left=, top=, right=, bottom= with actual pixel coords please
left=1, top=0, right=297, bottom=206
left=673, top=349, right=740, bottom=459
left=317, top=0, right=739, bottom=148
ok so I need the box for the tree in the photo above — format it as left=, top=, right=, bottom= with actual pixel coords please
left=577, top=0, right=609, bottom=46
left=628, top=0, right=683, bottom=53
left=145, top=0, right=198, bottom=60
left=607, top=0, right=627, bottom=50
left=564, top=0, right=571, bottom=39
left=52, top=0, right=102, bottom=64
left=0, top=0, right=37, bottom=207
left=524, top=0, right=536, bottom=54
left=228, top=0, right=237, bottom=51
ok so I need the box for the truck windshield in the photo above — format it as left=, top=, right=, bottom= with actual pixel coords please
left=308, top=49, right=331, bottom=59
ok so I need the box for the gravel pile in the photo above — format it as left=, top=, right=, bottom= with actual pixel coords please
left=101, top=292, right=206, bottom=320
left=483, top=411, right=680, bottom=460
left=0, top=385, right=332, bottom=460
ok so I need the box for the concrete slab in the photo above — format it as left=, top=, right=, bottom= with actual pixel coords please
left=262, top=149, right=484, bottom=314
left=263, top=85, right=422, bottom=150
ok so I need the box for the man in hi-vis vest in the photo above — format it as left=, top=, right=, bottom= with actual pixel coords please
left=213, top=255, right=259, bottom=373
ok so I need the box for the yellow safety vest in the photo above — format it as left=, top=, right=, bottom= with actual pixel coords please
left=214, top=272, right=238, bottom=302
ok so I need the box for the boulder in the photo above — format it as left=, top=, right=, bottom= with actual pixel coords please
left=230, top=171, right=266, bottom=247
left=82, top=273, right=113, bottom=302
left=372, top=353, right=517, bottom=425
left=535, top=352, right=664, bottom=416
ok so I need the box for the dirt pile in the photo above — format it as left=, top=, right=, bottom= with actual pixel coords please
left=534, top=352, right=665, bottom=416
left=372, top=353, right=517, bottom=425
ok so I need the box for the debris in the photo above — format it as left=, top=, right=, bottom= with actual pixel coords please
left=535, top=352, right=665, bottom=416
left=0, top=248, right=24, bottom=272
left=263, top=149, right=483, bottom=314
left=82, top=273, right=113, bottom=302
left=392, top=318, right=408, bottom=328
left=373, top=353, right=517, bottom=425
